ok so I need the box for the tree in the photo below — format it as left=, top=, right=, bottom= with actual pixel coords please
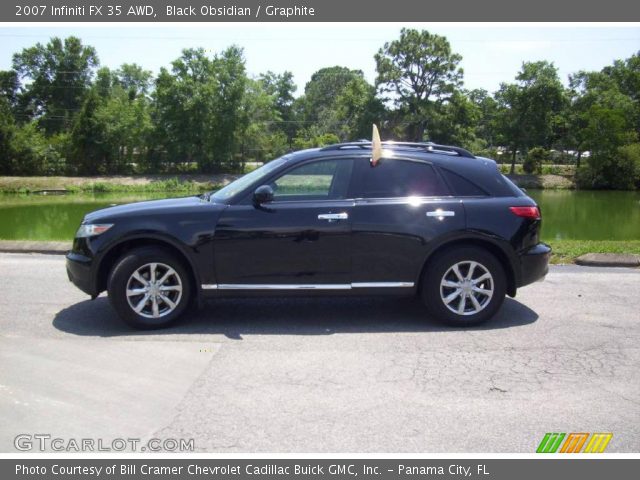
left=427, top=90, right=483, bottom=151
left=115, top=63, right=153, bottom=100
left=375, top=28, right=463, bottom=141
left=468, top=89, right=498, bottom=148
left=153, top=46, right=248, bottom=172
left=0, top=70, right=19, bottom=109
left=238, top=78, right=288, bottom=165
left=567, top=70, right=636, bottom=167
left=601, top=52, right=640, bottom=136
left=297, top=66, right=382, bottom=142
left=259, top=71, right=297, bottom=146
left=494, top=61, right=567, bottom=173
left=0, top=94, right=15, bottom=173
left=12, top=36, right=98, bottom=134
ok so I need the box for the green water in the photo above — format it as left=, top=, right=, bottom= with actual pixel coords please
left=0, top=190, right=638, bottom=241
left=527, top=190, right=640, bottom=241
left=0, top=193, right=168, bottom=241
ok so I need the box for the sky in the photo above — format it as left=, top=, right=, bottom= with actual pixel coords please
left=0, top=24, right=638, bottom=95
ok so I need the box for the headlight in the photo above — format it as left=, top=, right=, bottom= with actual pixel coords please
left=75, top=224, right=114, bottom=238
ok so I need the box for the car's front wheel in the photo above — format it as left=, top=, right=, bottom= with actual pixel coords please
left=421, top=246, right=506, bottom=326
left=107, top=247, right=192, bottom=329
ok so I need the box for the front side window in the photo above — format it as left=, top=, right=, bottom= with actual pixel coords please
left=356, top=159, right=448, bottom=198
left=272, top=159, right=353, bottom=201
left=212, top=157, right=287, bottom=202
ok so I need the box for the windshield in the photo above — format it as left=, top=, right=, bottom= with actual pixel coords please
left=211, top=157, right=288, bottom=202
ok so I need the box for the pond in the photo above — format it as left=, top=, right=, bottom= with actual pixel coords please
left=0, top=189, right=638, bottom=242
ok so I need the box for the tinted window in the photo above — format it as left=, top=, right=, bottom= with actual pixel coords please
left=440, top=168, right=488, bottom=196
left=357, top=159, right=448, bottom=198
left=272, top=159, right=352, bottom=201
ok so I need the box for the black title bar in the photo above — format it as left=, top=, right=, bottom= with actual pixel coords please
left=4, top=0, right=640, bottom=22
left=4, top=459, right=640, bottom=480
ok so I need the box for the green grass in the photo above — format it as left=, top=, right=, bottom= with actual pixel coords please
left=0, top=177, right=222, bottom=194
left=547, top=239, right=640, bottom=264
left=67, top=179, right=218, bottom=194
left=498, top=164, right=576, bottom=175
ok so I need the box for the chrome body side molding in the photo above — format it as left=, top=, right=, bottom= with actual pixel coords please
left=202, top=282, right=414, bottom=290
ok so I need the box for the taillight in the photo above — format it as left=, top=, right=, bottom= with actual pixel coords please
left=509, top=206, right=541, bottom=220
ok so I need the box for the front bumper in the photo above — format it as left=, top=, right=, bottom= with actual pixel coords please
left=66, top=251, right=97, bottom=296
left=518, top=242, right=551, bottom=287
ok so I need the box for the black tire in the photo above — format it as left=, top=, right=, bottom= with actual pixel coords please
left=421, top=246, right=506, bottom=327
left=107, top=246, right=192, bottom=329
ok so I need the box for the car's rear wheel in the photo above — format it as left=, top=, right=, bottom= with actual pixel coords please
left=107, top=247, right=192, bottom=329
left=421, top=246, right=506, bottom=326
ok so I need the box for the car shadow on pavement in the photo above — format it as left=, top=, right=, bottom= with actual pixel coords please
left=52, top=295, right=539, bottom=338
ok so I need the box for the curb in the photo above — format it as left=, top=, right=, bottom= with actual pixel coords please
left=0, top=240, right=70, bottom=255
left=575, top=253, right=640, bottom=268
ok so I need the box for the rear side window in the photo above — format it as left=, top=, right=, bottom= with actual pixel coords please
left=356, top=159, right=448, bottom=198
left=440, top=168, right=488, bottom=196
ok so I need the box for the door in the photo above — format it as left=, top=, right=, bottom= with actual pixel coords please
left=213, top=158, right=354, bottom=287
left=350, top=157, right=465, bottom=286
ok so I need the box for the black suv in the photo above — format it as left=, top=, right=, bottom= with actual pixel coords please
left=66, top=142, right=550, bottom=329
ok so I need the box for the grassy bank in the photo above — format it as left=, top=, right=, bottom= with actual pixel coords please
left=547, top=239, right=640, bottom=264
left=2, top=170, right=578, bottom=194
left=0, top=175, right=235, bottom=194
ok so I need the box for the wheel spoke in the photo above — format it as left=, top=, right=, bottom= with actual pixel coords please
left=469, top=294, right=482, bottom=311
left=474, top=272, right=491, bottom=283
left=134, top=294, right=150, bottom=313
left=149, top=263, right=157, bottom=283
left=157, top=267, right=176, bottom=286
left=132, top=271, right=149, bottom=286
left=444, top=289, right=462, bottom=304
left=466, top=261, right=477, bottom=280
left=127, top=288, right=147, bottom=297
left=452, top=264, right=464, bottom=282
left=159, top=294, right=176, bottom=310
left=472, top=286, right=492, bottom=296
left=159, top=285, right=182, bottom=292
left=151, top=296, right=160, bottom=317
left=441, top=279, right=460, bottom=288
left=457, top=295, right=466, bottom=314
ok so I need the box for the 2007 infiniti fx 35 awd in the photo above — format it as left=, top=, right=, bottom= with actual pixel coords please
left=66, top=140, right=550, bottom=329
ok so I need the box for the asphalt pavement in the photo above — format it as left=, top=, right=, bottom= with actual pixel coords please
left=1, top=252, right=638, bottom=452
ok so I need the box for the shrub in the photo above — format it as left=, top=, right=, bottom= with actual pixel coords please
left=523, top=147, right=549, bottom=174
left=575, top=143, right=640, bottom=190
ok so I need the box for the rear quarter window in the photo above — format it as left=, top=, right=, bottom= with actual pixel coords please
left=501, top=174, right=526, bottom=197
left=440, top=168, right=488, bottom=197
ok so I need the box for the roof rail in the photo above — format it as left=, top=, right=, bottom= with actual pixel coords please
left=319, top=141, right=371, bottom=151
left=320, top=140, right=475, bottom=158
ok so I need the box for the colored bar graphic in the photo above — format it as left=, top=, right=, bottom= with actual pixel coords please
left=584, top=433, right=613, bottom=453
left=560, top=433, right=590, bottom=453
left=537, top=433, right=613, bottom=453
left=536, top=433, right=566, bottom=453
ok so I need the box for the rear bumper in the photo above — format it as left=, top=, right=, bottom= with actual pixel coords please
left=518, top=242, right=551, bottom=287
left=66, top=251, right=97, bottom=296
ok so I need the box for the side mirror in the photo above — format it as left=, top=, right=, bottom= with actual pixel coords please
left=253, top=185, right=274, bottom=205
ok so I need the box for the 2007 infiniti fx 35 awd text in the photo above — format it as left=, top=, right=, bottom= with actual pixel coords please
left=66, top=140, right=550, bottom=329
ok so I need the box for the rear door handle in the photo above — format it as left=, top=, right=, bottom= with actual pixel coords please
left=318, top=212, right=349, bottom=221
left=426, top=210, right=455, bottom=217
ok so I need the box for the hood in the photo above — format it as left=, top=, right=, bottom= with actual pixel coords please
left=83, top=195, right=218, bottom=223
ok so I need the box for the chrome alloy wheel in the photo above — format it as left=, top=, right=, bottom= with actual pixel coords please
left=440, top=260, right=494, bottom=316
left=125, top=262, right=183, bottom=319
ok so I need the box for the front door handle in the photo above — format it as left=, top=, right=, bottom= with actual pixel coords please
left=318, top=212, right=349, bottom=221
